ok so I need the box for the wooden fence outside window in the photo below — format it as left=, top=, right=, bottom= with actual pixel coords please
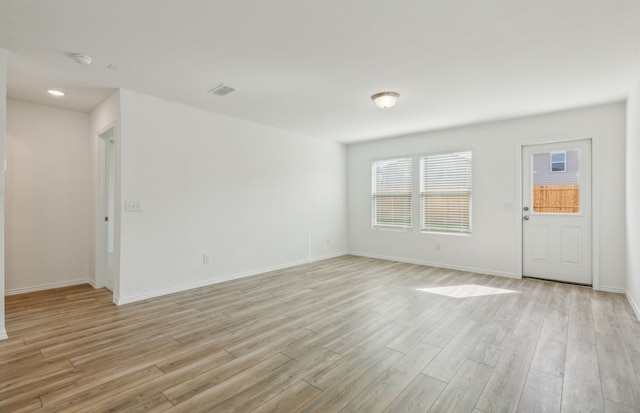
left=533, top=184, right=580, bottom=213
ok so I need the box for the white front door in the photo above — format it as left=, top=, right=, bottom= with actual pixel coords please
left=522, top=139, right=592, bottom=285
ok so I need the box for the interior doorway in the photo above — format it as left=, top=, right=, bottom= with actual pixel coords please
left=98, top=126, right=116, bottom=291
left=522, top=139, right=592, bottom=285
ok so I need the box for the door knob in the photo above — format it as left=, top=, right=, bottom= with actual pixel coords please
left=523, top=216, right=530, bottom=220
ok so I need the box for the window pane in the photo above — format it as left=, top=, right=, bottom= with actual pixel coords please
left=420, top=151, right=472, bottom=233
left=532, top=150, right=580, bottom=213
left=372, top=157, right=412, bottom=229
left=551, top=152, right=565, bottom=163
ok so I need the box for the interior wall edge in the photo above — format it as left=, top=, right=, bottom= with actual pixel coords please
left=0, top=47, right=8, bottom=341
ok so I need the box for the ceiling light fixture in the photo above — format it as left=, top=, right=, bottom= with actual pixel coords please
left=47, top=89, right=65, bottom=97
left=371, top=91, right=400, bottom=108
left=72, top=54, right=92, bottom=66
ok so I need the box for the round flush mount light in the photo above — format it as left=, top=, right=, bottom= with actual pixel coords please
left=47, top=89, right=65, bottom=97
left=371, top=91, right=400, bottom=108
left=72, top=53, right=92, bottom=66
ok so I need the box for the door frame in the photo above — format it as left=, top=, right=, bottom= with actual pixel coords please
left=515, top=131, right=601, bottom=289
left=95, top=122, right=120, bottom=299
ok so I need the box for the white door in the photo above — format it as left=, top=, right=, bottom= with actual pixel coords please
left=98, top=127, right=116, bottom=291
left=522, top=139, right=591, bottom=285
left=105, top=137, right=115, bottom=291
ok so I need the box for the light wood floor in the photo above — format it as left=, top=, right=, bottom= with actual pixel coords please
left=2, top=256, right=640, bottom=412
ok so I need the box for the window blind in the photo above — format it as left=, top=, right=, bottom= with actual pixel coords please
left=420, top=151, right=472, bottom=233
left=371, top=157, right=412, bottom=230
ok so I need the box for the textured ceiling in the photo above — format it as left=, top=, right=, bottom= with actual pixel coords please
left=1, top=1, right=640, bottom=143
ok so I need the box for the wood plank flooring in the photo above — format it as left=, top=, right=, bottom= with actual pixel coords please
left=2, top=255, right=640, bottom=412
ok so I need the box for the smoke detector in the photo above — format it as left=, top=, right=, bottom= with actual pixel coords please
left=72, top=54, right=92, bottom=66
left=208, top=84, right=235, bottom=96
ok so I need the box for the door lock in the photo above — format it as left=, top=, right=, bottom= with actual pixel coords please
left=523, top=206, right=529, bottom=211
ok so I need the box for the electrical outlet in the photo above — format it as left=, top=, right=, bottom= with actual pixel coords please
left=124, top=200, right=142, bottom=212
left=203, top=254, right=210, bottom=264
left=435, top=243, right=441, bottom=251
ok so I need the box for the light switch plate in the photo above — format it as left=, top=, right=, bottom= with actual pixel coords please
left=125, top=200, right=142, bottom=212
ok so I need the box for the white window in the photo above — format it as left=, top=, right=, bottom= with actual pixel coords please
left=371, top=157, right=412, bottom=230
left=550, top=151, right=566, bottom=172
left=420, top=151, right=472, bottom=233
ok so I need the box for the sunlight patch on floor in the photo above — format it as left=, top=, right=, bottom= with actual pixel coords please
left=417, top=284, right=517, bottom=298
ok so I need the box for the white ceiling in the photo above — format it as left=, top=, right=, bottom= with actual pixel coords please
left=1, top=1, right=640, bottom=144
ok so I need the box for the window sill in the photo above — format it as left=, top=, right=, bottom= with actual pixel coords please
left=372, top=226, right=412, bottom=232
left=420, top=230, right=472, bottom=236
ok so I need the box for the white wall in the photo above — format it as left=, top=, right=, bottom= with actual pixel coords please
left=627, top=76, right=640, bottom=318
left=348, top=103, right=626, bottom=291
left=116, top=89, right=347, bottom=303
left=5, top=100, right=92, bottom=293
left=0, top=49, right=7, bottom=339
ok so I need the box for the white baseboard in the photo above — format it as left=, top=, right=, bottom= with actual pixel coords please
left=6, top=279, right=91, bottom=296
left=348, top=251, right=519, bottom=279
left=0, top=330, right=8, bottom=341
left=115, top=252, right=348, bottom=305
left=627, top=291, right=640, bottom=321
left=597, top=285, right=626, bottom=294
left=309, top=251, right=348, bottom=263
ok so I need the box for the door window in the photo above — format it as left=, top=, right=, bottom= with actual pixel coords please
left=531, top=149, right=580, bottom=214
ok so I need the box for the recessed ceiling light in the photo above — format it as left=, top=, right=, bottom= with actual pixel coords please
left=47, top=89, right=65, bottom=97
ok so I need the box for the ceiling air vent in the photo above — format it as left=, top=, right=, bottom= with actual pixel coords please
left=208, top=84, right=236, bottom=96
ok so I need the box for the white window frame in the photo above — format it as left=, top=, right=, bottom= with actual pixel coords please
left=550, top=151, right=567, bottom=173
left=371, top=157, right=413, bottom=230
left=420, top=150, right=472, bottom=234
